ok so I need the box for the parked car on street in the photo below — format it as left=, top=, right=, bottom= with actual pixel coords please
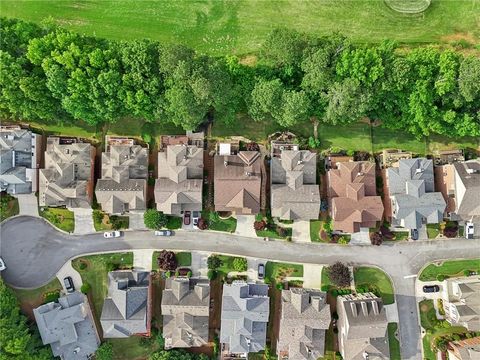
left=0, top=257, right=6, bottom=271
left=411, top=229, right=419, bottom=241
left=183, top=211, right=191, bottom=225
left=154, top=230, right=173, bottom=236
left=104, top=231, right=121, bottom=238
left=63, top=276, right=75, bottom=293
left=258, top=263, right=265, bottom=279
left=423, top=285, right=440, bottom=293
left=192, top=211, right=200, bottom=229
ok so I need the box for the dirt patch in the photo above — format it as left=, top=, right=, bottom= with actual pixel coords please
left=441, top=32, right=478, bottom=44
left=239, top=54, right=258, bottom=67
left=420, top=303, right=429, bottom=312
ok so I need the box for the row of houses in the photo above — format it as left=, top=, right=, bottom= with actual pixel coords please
left=2, top=126, right=479, bottom=235
left=33, top=270, right=480, bottom=360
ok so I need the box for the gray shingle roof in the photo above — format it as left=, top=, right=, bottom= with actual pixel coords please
left=161, top=278, right=210, bottom=349
left=387, top=158, right=446, bottom=230
left=100, top=270, right=150, bottom=338
left=33, top=292, right=99, bottom=360
left=453, top=160, right=480, bottom=220
left=444, top=278, right=480, bottom=331
left=271, top=150, right=320, bottom=220
left=39, top=137, right=94, bottom=208
left=220, top=281, right=269, bottom=354
left=277, top=288, right=331, bottom=360
left=95, top=142, right=148, bottom=214
left=337, top=293, right=389, bottom=360
left=155, top=145, right=203, bottom=215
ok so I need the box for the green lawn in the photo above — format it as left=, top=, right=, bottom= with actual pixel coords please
left=265, top=261, right=304, bottom=282
left=202, top=210, right=237, bottom=232
left=39, top=207, right=75, bottom=233
left=256, top=226, right=292, bottom=240
left=426, top=224, right=440, bottom=239
left=108, top=337, right=159, bottom=360
left=392, top=231, right=410, bottom=241
left=176, top=252, right=192, bottom=267
left=3, top=0, right=479, bottom=55
left=354, top=267, right=395, bottom=305
left=310, top=220, right=323, bottom=242
left=419, top=259, right=480, bottom=281
left=165, top=216, right=182, bottom=230
left=72, top=253, right=133, bottom=316
left=216, top=255, right=248, bottom=278
left=321, top=267, right=332, bottom=289
left=0, top=193, right=19, bottom=222
left=388, top=323, right=401, bottom=360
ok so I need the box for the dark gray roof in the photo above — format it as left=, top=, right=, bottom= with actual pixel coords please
left=453, top=160, right=480, bottom=219
left=33, top=292, right=99, bottom=360
left=337, top=293, right=389, bottom=360
left=277, top=288, right=331, bottom=360
left=161, top=278, right=210, bottom=349
left=100, top=270, right=150, bottom=338
left=220, top=281, right=270, bottom=354
left=387, top=158, right=446, bottom=229
left=271, top=150, right=320, bottom=220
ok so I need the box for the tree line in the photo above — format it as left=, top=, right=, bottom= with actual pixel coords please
left=1, top=18, right=479, bottom=138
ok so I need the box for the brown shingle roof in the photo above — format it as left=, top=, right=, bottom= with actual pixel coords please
left=328, top=161, right=383, bottom=233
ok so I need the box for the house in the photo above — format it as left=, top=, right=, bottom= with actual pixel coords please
left=327, top=161, right=384, bottom=233
left=379, top=149, right=412, bottom=169
left=95, top=137, right=148, bottom=214
left=220, top=281, right=269, bottom=357
left=161, top=278, right=210, bottom=349
left=214, top=144, right=262, bottom=215
left=337, top=293, right=390, bottom=360
left=155, top=144, right=203, bottom=215
left=100, top=270, right=151, bottom=338
left=33, top=292, right=100, bottom=360
left=39, top=137, right=95, bottom=209
left=442, top=277, right=480, bottom=331
left=386, top=158, right=446, bottom=230
left=448, top=336, right=480, bottom=360
left=0, top=125, right=42, bottom=194
left=271, top=148, right=320, bottom=221
left=451, top=160, right=480, bottom=221
left=277, top=288, right=331, bottom=360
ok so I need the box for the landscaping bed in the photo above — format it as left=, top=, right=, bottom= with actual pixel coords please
left=354, top=267, right=395, bottom=305
left=255, top=213, right=292, bottom=240
left=201, top=210, right=237, bottom=232
left=0, top=192, right=19, bottom=221
left=72, top=253, right=134, bottom=316
left=265, top=261, right=303, bottom=283
left=40, top=207, right=75, bottom=232
left=419, top=259, right=480, bottom=281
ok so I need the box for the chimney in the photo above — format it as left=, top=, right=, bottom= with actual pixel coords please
left=372, top=300, right=379, bottom=315
left=350, top=302, right=358, bottom=317
left=360, top=301, right=368, bottom=316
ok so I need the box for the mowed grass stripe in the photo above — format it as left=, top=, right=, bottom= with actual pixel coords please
left=1, top=0, right=479, bottom=55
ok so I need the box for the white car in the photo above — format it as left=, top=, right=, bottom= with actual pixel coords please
left=0, top=257, right=6, bottom=271
left=104, top=231, right=121, bottom=238
left=192, top=211, right=200, bottom=229
left=154, top=230, right=173, bottom=236
left=466, top=222, right=474, bottom=239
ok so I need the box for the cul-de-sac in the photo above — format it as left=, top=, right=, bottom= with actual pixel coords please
left=0, top=2, right=479, bottom=360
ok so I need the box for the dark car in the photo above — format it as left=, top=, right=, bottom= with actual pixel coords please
left=411, top=229, right=419, bottom=241
left=258, top=263, right=265, bottom=279
left=183, top=211, right=191, bottom=225
left=423, top=285, right=440, bottom=293
left=64, top=276, right=75, bottom=293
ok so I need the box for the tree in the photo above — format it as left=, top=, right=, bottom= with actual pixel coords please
left=197, top=218, right=208, bottom=230
left=326, top=262, right=351, bottom=288
left=157, top=250, right=177, bottom=271
left=207, top=255, right=222, bottom=270
left=233, top=258, right=248, bottom=272
left=458, top=56, right=480, bottom=103
left=149, top=349, right=209, bottom=360
left=370, top=232, right=383, bottom=246
left=254, top=220, right=266, bottom=231
left=144, top=209, right=168, bottom=230
left=0, top=278, right=52, bottom=358
left=96, top=342, right=113, bottom=360
left=80, top=282, right=91, bottom=294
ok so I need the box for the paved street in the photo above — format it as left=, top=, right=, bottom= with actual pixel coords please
left=1, top=216, right=479, bottom=360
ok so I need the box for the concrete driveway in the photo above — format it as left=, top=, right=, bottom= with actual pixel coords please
left=303, top=264, right=323, bottom=289
left=2, top=216, right=480, bottom=360
left=16, top=193, right=39, bottom=217
left=350, top=227, right=371, bottom=245
left=133, top=249, right=154, bottom=271
left=73, top=208, right=95, bottom=235
left=292, top=220, right=310, bottom=243
left=234, top=215, right=257, bottom=237
left=128, top=211, right=146, bottom=230
left=191, top=251, right=209, bottom=278
left=56, top=260, right=83, bottom=292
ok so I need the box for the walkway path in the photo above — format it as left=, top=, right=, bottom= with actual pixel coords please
left=2, top=216, right=480, bottom=360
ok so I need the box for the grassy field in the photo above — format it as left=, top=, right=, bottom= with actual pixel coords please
left=72, top=252, right=133, bottom=316
left=419, top=259, right=480, bottom=281
left=388, top=323, right=401, bottom=360
left=354, top=267, right=395, bottom=305
left=39, top=207, right=75, bottom=232
left=2, top=0, right=479, bottom=55
left=265, top=261, right=304, bottom=282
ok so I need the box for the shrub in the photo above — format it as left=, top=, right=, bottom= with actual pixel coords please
left=246, top=142, right=260, bottom=151
left=207, top=255, right=222, bottom=270
left=165, top=271, right=172, bottom=278
left=346, top=149, right=355, bottom=157
left=93, top=210, right=104, bottom=223
left=277, top=226, right=287, bottom=237
left=443, top=226, right=458, bottom=238
left=80, top=283, right=91, bottom=294
left=370, top=232, right=383, bottom=246
left=197, top=218, right=208, bottom=230
left=175, top=270, right=180, bottom=277
left=437, top=274, right=446, bottom=282
left=95, top=342, right=113, bottom=360
left=233, top=258, right=248, bottom=272
left=321, top=285, right=330, bottom=292
left=207, top=269, right=217, bottom=280
left=464, top=269, right=471, bottom=277
left=308, top=136, right=321, bottom=149
left=326, top=262, right=351, bottom=288
left=187, top=271, right=192, bottom=278
left=142, top=133, right=152, bottom=144
left=144, top=209, right=168, bottom=230
left=157, top=250, right=177, bottom=271
left=338, top=236, right=349, bottom=245
left=44, top=290, right=60, bottom=303
left=276, top=282, right=284, bottom=290
left=106, top=262, right=116, bottom=272
left=156, top=332, right=165, bottom=349
left=380, top=226, right=394, bottom=240
left=254, top=220, right=266, bottom=231
left=147, top=177, right=155, bottom=186
left=78, top=261, right=87, bottom=270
